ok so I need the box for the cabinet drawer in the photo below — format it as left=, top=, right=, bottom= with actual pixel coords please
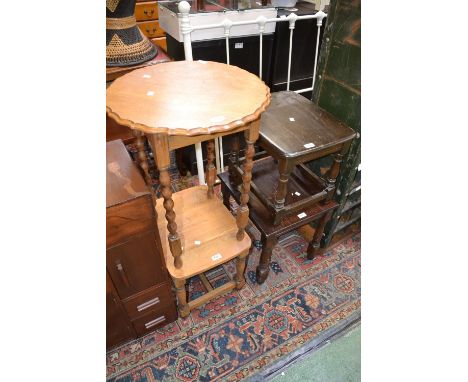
left=138, top=21, right=165, bottom=39
left=122, top=282, right=173, bottom=320
left=152, top=37, right=167, bottom=52
left=131, top=302, right=177, bottom=336
left=107, top=230, right=167, bottom=299
left=135, top=2, right=158, bottom=21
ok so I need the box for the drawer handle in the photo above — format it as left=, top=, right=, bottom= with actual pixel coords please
left=115, top=260, right=130, bottom=287
left=137, top=297, right=160, bottom=312
left=146, top=28, right=157, bottom=35
left=144, top=315, right=166, bottom=329
left=143, top=9, right=155, bottom=17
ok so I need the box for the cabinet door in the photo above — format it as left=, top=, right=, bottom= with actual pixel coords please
left=107, top=230, right=168, bottom=299
left=106, top=273, right=134, bottom=349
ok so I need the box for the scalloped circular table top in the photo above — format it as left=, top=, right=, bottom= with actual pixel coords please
left=106, top=60, right=271, bottom=136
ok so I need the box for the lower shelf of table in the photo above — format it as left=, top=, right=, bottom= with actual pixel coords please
left=218, top=171, right=338, bottom=238
left=232, top=156, right=329, bottom=223
left=155, top=185, right=251, bottom=280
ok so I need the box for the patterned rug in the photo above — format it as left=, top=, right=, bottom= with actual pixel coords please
left=106, top=227, right=361, bottom=382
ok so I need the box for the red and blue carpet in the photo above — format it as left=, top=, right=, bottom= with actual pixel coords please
left=106, top=227, right=361, bottom=381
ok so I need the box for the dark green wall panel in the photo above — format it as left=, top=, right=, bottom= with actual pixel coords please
left=318, top=78, right=360, bottom=132
left=311, top=0, right=361, bottom=244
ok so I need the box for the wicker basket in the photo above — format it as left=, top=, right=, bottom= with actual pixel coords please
left=106, top=0, right=157, bottom=67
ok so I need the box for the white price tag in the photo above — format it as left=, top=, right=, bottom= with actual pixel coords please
left=194, top=240, right=201, bottom=246
left=304, top=143, right=315, bottom=149
left=297, top=212, right=307, bottom=219
left=289, top=117, right=295, bottom=122
left=211, top=253, right=222, bottom=261
left=235, top=43, right=243, bottom=49
left=294, top=192, right=301, bottom=196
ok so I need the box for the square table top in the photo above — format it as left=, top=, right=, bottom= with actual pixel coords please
left=259, top=91, right=356, bottom=159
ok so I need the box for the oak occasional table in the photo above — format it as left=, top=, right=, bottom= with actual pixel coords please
left=220, top=91, right=355, bottom=284
left=106, top=60, right=270, bottom=317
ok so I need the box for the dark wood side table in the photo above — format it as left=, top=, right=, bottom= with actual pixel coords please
left=230, top=91, right=355, bottom=225
left=224, top=90, right=355, bottom=283
left=218, top=170, right=338, bottom=284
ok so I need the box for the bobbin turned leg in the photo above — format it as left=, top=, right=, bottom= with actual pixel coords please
left=323, top=153, right=343, bottom=203
left=206, top=139, right=217, bottom=198
left=256, top=236, right=276, bottom=284
left=133, top=131, right=151, bottom=181
left=274, top=159, right=293, bottom=210
left=236, top=121, right=260, bottom=241
left=235, top=252, right=248, bottom=289
left=174, top=278, right=190, bottom=318
left=307, top=211, right=333, bottom=259
left=147, top=134, right=183, bottom=269
left=133, top=130, right=159, bottom=207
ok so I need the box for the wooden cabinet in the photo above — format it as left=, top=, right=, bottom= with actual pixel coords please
left=135, top=1, right=167, bottom=53
left=106, top=139, right=177, bottom=349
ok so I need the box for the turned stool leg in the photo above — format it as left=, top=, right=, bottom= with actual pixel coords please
left=236, top=122, right=259, bottom=241
left=228, top=133, right=240, bottom=182
left=174, top=278, right=190, bottom=318
left=147, top=134, right=183, bottom=269
left=221, top=182, right=231, bottom=210
left=324, top=153, right=343, bottom=203
left=235, top=253, right=248, bottom=289
left=274, top=159, right=293, bottom=210
left=256, top=236, right=276, bottom=284
left=206, top=139, right=217, bottom=198
left=307, top=211, right=333, bottom=259
left=175, top=148, right=188, bottom=177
